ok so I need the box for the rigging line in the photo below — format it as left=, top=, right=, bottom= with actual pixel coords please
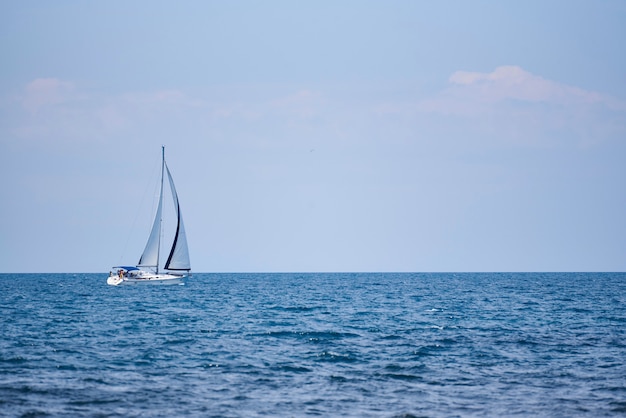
left=118, top=157, right=161, bottom=265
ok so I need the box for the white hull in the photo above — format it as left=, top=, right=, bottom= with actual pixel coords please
left=107, top=273, right=186, bottom=286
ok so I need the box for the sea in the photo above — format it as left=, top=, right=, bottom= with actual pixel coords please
left=0, top=273, right=625, bottom=417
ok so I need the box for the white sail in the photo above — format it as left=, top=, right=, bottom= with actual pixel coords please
left=137, top=161, right=164, bottom=269
left=164, top=163, right=191, bottom=271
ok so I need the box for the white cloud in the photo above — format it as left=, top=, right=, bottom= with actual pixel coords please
left=449, top=65, right=607, bottom=106
left=21, top=78, right=75, bottom=113
left=120, top=89, right=204, bottom=107
left=270, top=89, right=319, bottom=106
left=450, top=65, right=533, bottom=85
left=12, top=83, right=216, bottom=143
left=10, top=71, right=624, bottom=151
left=425, top=66, right=622, bottom=111
left=413, top=66, right=626, bottom=146
left=95, top=105, right=127, bottom=130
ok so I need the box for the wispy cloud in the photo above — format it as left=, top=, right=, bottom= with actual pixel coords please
left=421, top=66, right=624, bottom=113
left=120, top=89, right=204, bottom=107
left=412, top=66, right=626, bottom=146
left=451, top=65, right=604, bottom=105
left=12, top=82, right=208, bottom=142
left=9, top=70, right=625, bottom=150
left=21, top=78, right=76, bottom=113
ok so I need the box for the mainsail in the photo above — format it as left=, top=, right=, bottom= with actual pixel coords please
left=137, top=155, right=164, bottom=269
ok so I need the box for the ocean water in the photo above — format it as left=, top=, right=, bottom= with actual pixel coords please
left=0, top=273, right=625, bottom=417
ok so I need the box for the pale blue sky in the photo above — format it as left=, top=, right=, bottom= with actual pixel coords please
left=1, top=1, right=625, bottom=272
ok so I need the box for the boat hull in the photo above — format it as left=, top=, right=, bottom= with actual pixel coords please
left=107, top=274, right=185, bottom=286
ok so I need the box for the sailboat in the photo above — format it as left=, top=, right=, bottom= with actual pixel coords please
left=107, top=146, right=191, bottom=286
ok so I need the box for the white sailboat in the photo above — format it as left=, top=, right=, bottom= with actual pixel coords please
left=107, top=146, right=191, bottom=286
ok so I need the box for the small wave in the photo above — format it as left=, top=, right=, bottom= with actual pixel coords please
left=316, top=351, right=358, bottom=363
left=273, top=305, right=324, bottom=313
left=81, top=376, right=108, bottom=385
left=610, top=401, right=626, bottom=413
left=201, top=363, right=220, bottom=368
left=379, top=364, right=427, bottom=382
left=258, top=330, right=360, bottom=341
left=272, top=364, right=312, bottom=373
left=412, top=345, right=443, bottom=357
left=56, top=364, right=79, bottom=371
left=163, top=338, right=197, bottom=346
left=68, top=398, right=118, bottom=406
left=384, top=373, right=422, bottom=382
left=381, top=334, right=403, bottom=340
left=0, top=356, right=27, bottom=364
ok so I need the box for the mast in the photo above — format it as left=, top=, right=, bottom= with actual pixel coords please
left=156, top=146, right=165, bottom=274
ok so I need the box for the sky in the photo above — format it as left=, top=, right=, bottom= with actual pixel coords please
left=1, top=1, right=625, bottom=273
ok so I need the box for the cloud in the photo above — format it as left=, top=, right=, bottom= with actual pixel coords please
left=422, top=66, right=623, bottom=113
left=9, top=71, right=624, bottom=151
left=21, top=78, right=75, bottom=113
left=271, top=89, right=319, bottom=106
left=450, top=66, right=607, bottom=106
left=120, top=89, right=204, bottom=107
left=11, top=81, right=228, bottom=146
left=412, top=66, right=626, bottom=146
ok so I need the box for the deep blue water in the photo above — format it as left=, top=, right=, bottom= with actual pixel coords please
left=0, top=273, right=625, bottom=417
